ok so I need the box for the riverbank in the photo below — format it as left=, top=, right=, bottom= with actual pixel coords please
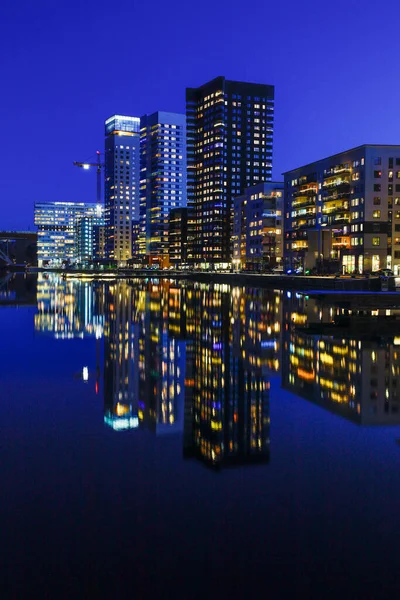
left=27, top=267, right=397, bottom=291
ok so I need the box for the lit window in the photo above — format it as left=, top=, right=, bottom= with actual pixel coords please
left=372, top=237, right=380, bottom=246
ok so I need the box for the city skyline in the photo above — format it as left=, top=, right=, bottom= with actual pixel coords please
left=2, top=0, right=400, bottom=230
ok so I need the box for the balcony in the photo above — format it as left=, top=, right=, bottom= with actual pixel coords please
left=323, top=166, right=351, bottom=178
left=292, top=218, right=316, bottom=229
left=292, top=186, right=317, bottom=198
left=292, top=209, right=316, bottom=219
left=326, top=214, right=350, bottom=226
left=322, top=200, right=349, bottom=213
left=331, top=236, right=351, bottom=248
left=322, top=190, right=351, bottom=202
left=291, top=241, right=308, bottom=250
left=322, top=179, right=351, bottom=190
left=291, top=196, right=317, bottom=209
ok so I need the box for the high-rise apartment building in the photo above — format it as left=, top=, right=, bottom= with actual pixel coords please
left=139, top=111, right=186, bottom=267
left=104, top=115, right=140, bottom=262
left=34, top=201, right=103, bottom=266
left=283, top=145, right=400, bottom=274
left=232, top=182, right=283, bottom=270
left=186, top=77, right=274, bottom=267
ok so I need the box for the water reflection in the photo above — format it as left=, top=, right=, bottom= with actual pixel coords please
left=183, top=285, right=271, bottom=467
left=0, top=273, right=36, bottom=306
left=35, top=273, right=104, bottom=339
left=282, top=293, right=400, bottom=424
left=100, top=280, right=271, bottom=467
left=33, top=276, right=400, bottom=465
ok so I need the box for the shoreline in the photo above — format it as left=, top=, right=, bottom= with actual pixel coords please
left=22, top=267, right=396, bottom=291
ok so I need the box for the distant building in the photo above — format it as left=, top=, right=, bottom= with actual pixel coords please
left=283, top=144, right=400, bottom=274
left=34, top=201, right=102, bottom=266
left=168, top=207, right=188, bottom=267
left=139, top=111, right=186, bottom=267
left=233, top=182, right=283, bottom=270
left=104, top=115, right=140, bottom=262
left=186, top=76, right=274, bottom=267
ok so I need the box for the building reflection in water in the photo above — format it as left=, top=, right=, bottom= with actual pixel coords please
left=0, top=273, right=37, bottom=307
left=103, top=282, right=139, bottom=431
left=282, top=292, right=400, bottom=425
left=100, top=279, right=272, bottom=468
left=183, top=284, right=272, bottom=468
left=33, top=274, right=400, bottom=462
left=35, top=273, right=104, bottom=339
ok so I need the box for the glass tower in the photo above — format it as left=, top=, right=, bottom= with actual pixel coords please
left=186, top=77, right=274, bottom=267
left=139, top=111, right=186, bottom=266
left=34, top=201, right=103, bottom=266
left=104, top=115, right=140, bottom=262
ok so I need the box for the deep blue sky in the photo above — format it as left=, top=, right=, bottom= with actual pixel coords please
left=1, top=0, right=398, bottom=230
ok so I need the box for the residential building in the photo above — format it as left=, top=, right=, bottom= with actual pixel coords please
left=104, top=115, right=140, bottom=262
left=139, top=111, right=186, bottom=267
left=283, top=145, right=400, bottom=274
left=232, top=182, right=283, bottom=270
left=186, top=76, right=274, bottom=267
left=34, top=201, right=103, bottom=266
left=168, top=207, right=188, bottom=267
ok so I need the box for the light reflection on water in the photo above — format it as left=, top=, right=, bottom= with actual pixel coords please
left=2, top=273, right=400, bottom=596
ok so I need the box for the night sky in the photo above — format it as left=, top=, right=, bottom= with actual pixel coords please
left=2, top=0, right=399, bottom=230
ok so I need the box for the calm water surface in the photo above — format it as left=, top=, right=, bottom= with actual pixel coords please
left=1, top=274, right=400, bottom=599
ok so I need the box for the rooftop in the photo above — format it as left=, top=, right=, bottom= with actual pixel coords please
left=282, top=144, right=400, bottom=175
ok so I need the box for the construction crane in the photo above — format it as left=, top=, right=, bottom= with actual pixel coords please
left=73, top=150, right=104, bottom=204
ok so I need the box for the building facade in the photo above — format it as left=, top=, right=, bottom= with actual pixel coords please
left=131, top=220, right=140, bottom=262
left=75, top=212, right=105, bottom=263
left=104, top=115, right=140, bottom=262
left=168, top=207, right=188, bottom=267
left=139, top=111, right=186, bottom=267
left=186, top=76, right=274, bottom=267
left=232, top=182, right=283, bottom=270
left=34, top=201, right=103, bottom=266
left=283, top=145, right=400, bottom=274
left=93, top=225, right=105, bottom=260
